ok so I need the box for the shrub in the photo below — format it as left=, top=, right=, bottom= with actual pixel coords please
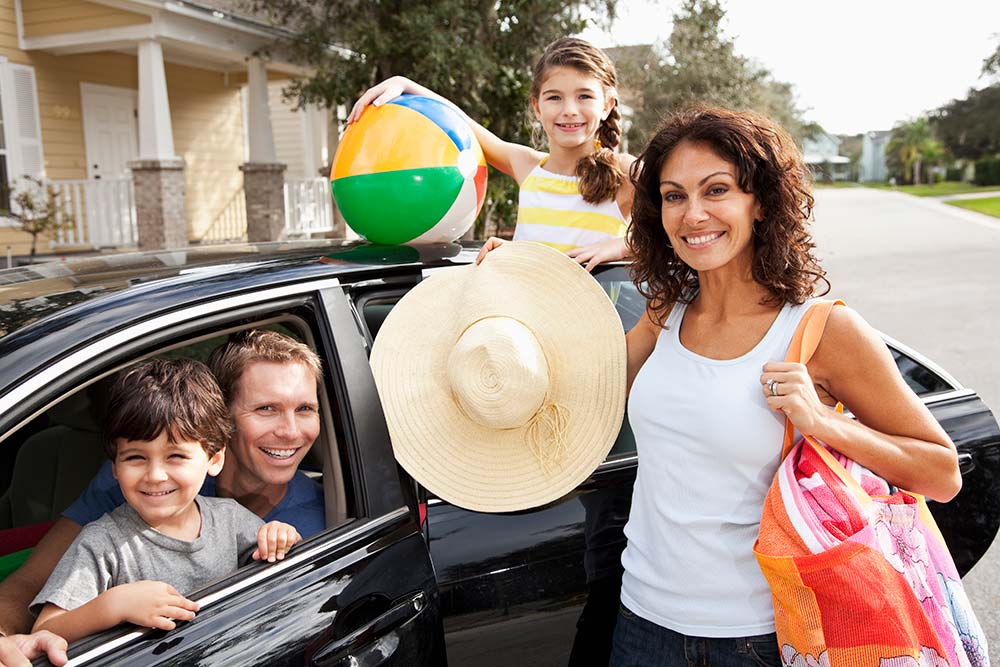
left=945, top=167, right=964, bottom=182
left=974, top=157, right=1000, bottom=186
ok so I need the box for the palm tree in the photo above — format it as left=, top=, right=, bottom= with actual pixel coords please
left=886, top=118, right=945, bottom=185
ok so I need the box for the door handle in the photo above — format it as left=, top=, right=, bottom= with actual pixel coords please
left=957, top=451, right=975, bottom=475
left=312, top=592, right=426, bottom=667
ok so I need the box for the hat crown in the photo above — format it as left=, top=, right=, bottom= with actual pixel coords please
left=447, top=317, right=549, bottom=430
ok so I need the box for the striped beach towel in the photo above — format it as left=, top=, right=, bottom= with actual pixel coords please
left=754, top=301, right=988, bottom=667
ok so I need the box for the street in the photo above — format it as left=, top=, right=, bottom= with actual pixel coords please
left=811, top=187, right=1000, bottom=653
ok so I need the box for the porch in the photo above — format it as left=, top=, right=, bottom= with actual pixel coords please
left=48, top=176, right=340, bottom=250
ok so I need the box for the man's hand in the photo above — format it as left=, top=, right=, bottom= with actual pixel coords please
left=100, top=581, right=199, bottom=631
left=0, top=631, right=68, bottom=667
left=252, top=521, right=301, bottom=563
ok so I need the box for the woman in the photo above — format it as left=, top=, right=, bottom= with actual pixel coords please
left=612, top=107, right=960, bottom=667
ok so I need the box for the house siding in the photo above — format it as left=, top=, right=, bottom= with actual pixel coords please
left=1, top=2, right=246, bottom=256
left=167, top=62, right=244, bottom=242
left=21, top=0, right=150, bottom=38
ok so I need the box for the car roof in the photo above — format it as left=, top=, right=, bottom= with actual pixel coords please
left=0, top=240, right=479, bottom=398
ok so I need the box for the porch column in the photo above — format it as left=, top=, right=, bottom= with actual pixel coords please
left=242, top=56, right=286, bottom=242
left=129, top=39, right=187, bottom=249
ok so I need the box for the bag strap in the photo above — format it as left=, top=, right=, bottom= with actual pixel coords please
left=780, top=299, right=845, bottom=460
left=779, top=300, right=877, bottom=507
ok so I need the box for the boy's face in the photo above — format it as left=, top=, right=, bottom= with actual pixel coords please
left=111, top=431, right=225, bottom=530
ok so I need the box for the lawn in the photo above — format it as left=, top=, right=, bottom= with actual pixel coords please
left=863, top=182, right=999, bottom=197
left=946, top=196, right=1000, bottom=219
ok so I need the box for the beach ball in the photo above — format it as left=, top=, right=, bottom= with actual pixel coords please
left=331, top=94, right=488, bottom=244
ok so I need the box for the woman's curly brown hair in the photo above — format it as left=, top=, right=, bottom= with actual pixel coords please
left=629, top=106, right=829, bottom=324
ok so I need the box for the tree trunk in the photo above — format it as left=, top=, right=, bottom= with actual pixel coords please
left=913, top=159, right=922, bottom=186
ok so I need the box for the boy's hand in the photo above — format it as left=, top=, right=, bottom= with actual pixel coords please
left=252, top=522, right=301, bottom=563
left=101, top=581, right=198, bottom=631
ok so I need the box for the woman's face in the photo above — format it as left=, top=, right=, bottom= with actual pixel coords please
left=658, top=140, right=761, bottom=274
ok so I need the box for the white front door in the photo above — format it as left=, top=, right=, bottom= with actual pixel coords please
left=80, top=83, right=138, bottom=180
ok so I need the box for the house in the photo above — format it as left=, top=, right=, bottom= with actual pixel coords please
left=0, top=0, right=339, bottom=263
left=801, top=131, right=850, bottom=182
left=859, top=130, right=891, bottom=183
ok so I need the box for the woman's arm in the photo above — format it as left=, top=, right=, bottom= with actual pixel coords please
left=763, top=306, right=960, bottom=502
left=347, top=76, right=544, bottom=184
left=626, top=307, right=664, bottom=395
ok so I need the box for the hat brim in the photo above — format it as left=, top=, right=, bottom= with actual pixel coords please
left=371, top=242, right=627, bottom=512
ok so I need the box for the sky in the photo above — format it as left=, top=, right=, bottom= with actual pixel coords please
left=578, top=0, right=1000, bottom=136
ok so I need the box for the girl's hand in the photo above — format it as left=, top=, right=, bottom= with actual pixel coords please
left=253, top=521, right=301, bottom=563
left=102, top=581, right=198, bottom=631
left=566, top=237, right=631, bottom=272
left=761, top=361, right=833, bottom=437
left=475, top=237, right=507, bottom=265
left=347, top=76, right=414, bottom=124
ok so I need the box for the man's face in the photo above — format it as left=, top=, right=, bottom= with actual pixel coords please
left=227, top=360, right=320, bottom=490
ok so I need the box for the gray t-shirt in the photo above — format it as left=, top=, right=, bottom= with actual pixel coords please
left=31, top=496, right=262, bottom=615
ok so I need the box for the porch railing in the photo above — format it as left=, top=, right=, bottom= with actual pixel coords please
left=284, top=177, right=334, bottom=238
left=49, top=178, right=137, bottom=248
left=199, top=188, right=248, bottom=244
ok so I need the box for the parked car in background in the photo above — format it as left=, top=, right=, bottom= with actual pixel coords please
left=1, top=241, right=997, bottom=666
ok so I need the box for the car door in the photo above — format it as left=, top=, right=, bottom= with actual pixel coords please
left=349, top=265, right=642, bottom=667
left=1, top=282, right=444, bottom=667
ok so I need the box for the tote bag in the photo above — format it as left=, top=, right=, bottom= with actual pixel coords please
left=753, top=300, right=988, bottom=667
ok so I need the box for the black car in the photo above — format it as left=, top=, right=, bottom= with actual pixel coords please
left=0, top=241, right=997, bottom=667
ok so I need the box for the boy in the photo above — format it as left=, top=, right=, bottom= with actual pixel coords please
left=30, top=359, right=301, bottom=643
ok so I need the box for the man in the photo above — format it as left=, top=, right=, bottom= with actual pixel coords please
left=0, top=630, right=67, bottom=667
left=0, top=330, right=325, bottom=637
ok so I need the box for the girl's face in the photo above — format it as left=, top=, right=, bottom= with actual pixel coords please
left=531, top=66, right=615, bottom=153
left=658, top=140, right=762, bottom=274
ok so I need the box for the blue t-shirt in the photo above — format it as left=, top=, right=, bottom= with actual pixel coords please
left=64, top=461, right=326, bottom=538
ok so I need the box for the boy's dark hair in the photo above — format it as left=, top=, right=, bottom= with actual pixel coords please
left=103, top=358, right=233, bottom=459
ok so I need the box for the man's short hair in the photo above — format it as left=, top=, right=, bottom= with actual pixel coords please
left=207, top=329, right=322, bottom=404
left=104, top=358, right=233, bottom=459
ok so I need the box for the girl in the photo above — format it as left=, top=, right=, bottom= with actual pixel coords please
left=348, top=37, right=634, bottom=270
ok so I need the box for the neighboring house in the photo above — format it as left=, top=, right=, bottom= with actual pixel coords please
left=801, top=131, right=850, bottom=181
left=0, top=0, right=337, bottom=262
left=859, top=130, right=891, bottom=183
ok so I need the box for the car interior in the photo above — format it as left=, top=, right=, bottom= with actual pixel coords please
left=0, top=315, right=353, bottom=588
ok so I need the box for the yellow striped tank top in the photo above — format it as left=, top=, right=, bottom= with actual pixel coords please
left=514, top=161, right=627, bottom=252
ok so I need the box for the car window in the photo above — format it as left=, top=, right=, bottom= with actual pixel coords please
left=0, top=312, right=352, bottom=597
left=890, top=348, right=953, bottom=397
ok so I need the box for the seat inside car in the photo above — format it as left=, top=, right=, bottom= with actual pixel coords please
left=0, top=387, right=106, bottom=531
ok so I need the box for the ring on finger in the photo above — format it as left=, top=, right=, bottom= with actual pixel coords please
left=767, top=378, right=780, bottom=397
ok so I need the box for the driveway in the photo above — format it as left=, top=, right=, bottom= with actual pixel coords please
left=811, top=186, right=1000, bottom=651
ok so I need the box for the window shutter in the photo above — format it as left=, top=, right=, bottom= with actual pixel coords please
left=10, top=64, right=44, bottom=179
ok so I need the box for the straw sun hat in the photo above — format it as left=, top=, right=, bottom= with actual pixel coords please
left=371, top=241, right=626, bottom=512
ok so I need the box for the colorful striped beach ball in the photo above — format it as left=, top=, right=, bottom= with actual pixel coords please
left=331, top=94, right=488, bottom=244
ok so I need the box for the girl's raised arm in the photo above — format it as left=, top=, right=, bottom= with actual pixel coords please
left=347, top=76, right=544, bottom=184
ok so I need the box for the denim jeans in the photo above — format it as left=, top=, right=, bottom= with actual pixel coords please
left=609, top=604, right=782, bottom=667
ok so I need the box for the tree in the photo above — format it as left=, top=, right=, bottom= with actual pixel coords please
left=615, top=0, right=809, bottom=148
left=885, top=118, right=945, bottom=185
left=3, top=176, right=73, bottom=262
left=930, top=40, right=1000, bottom=162
left=246, top=0, right=617, bottom=237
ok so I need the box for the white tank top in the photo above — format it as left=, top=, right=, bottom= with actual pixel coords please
left=621, top=298, right=815, bottom=637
